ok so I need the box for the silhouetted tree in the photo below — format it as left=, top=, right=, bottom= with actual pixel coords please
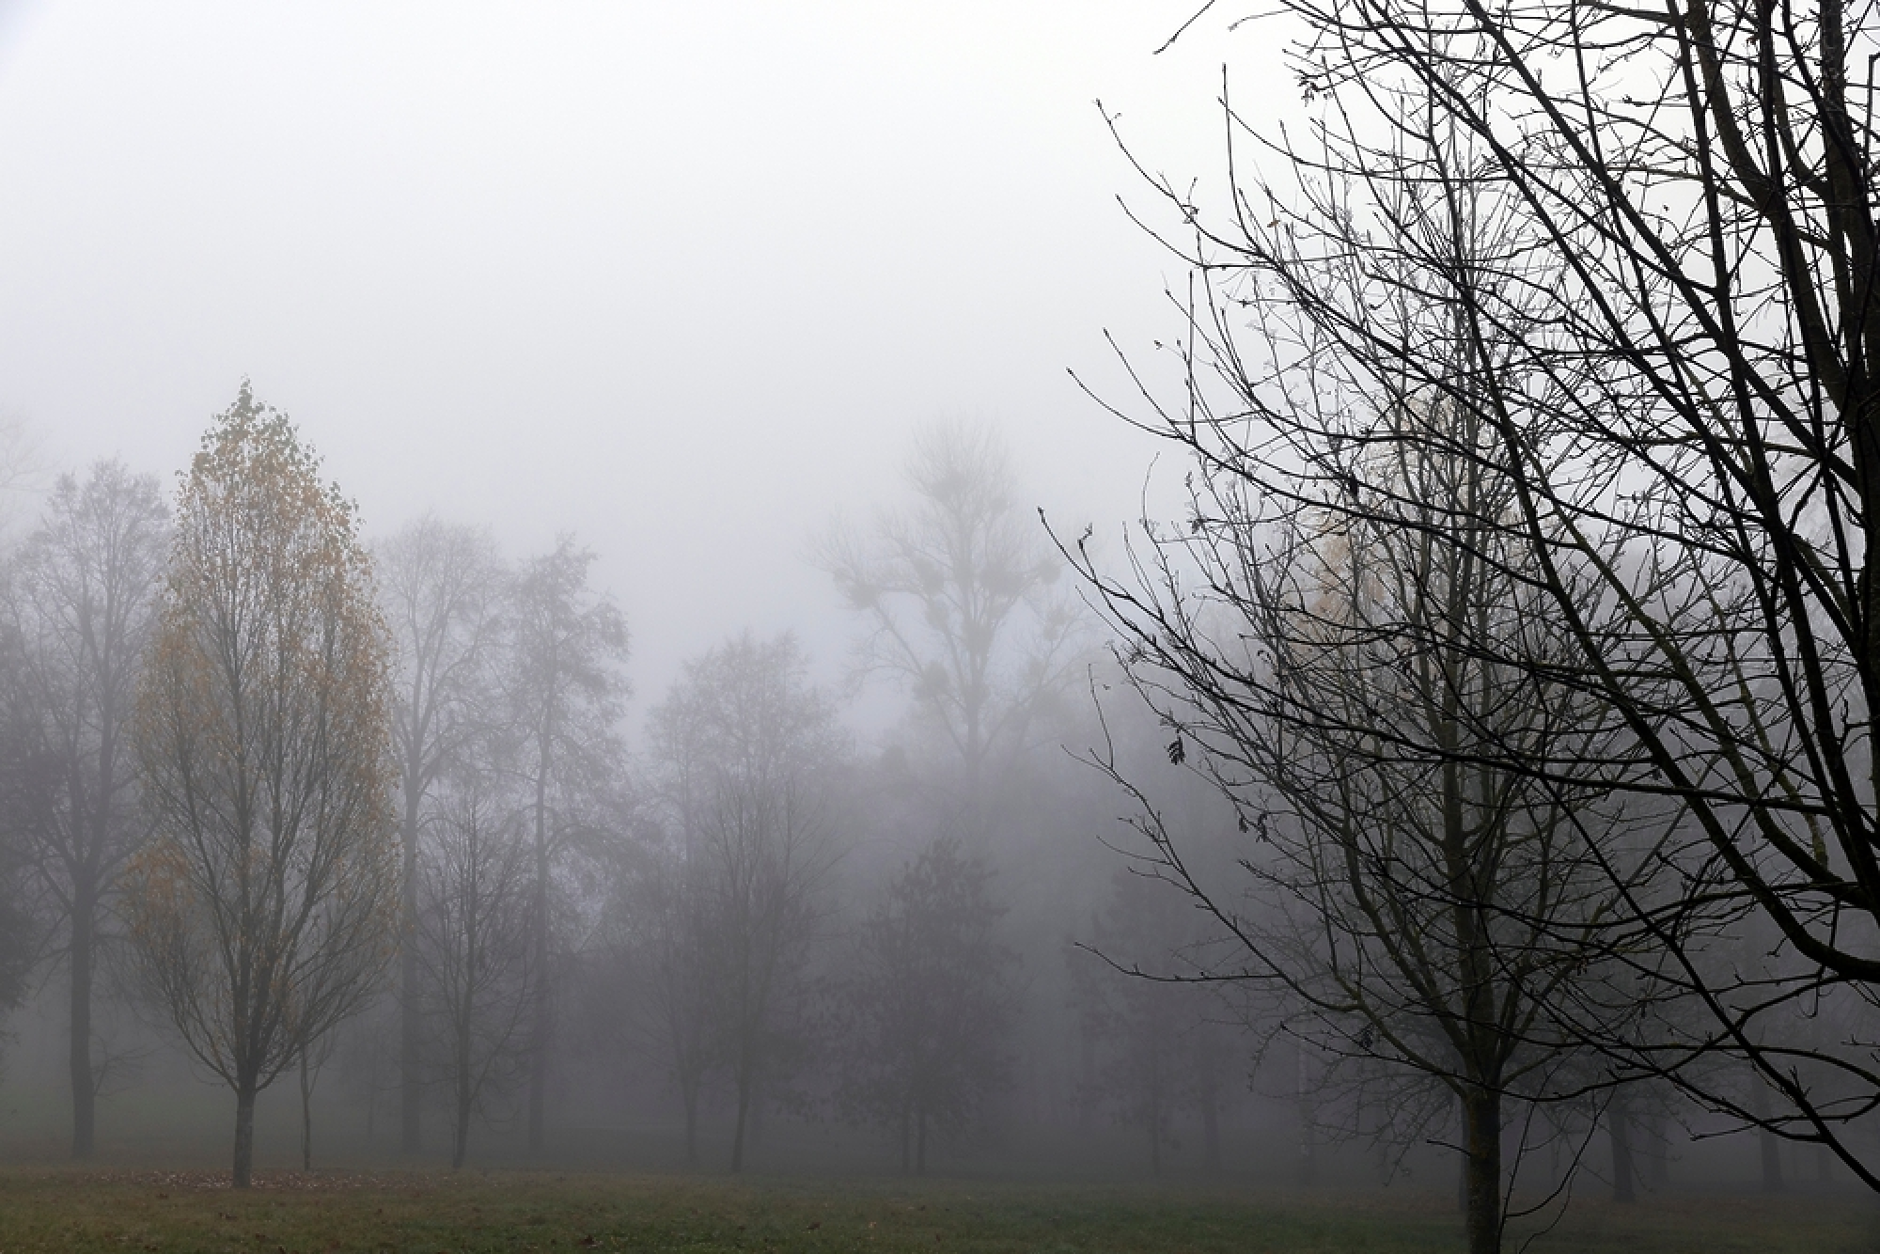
left=1074, top=298, right=1655, bottom=1249
left=604, top=828, right=716, bottom=1164
left=1, top=461, right=167, bottom=1157
left=832, top=835, right=1016, bottom=1173
left=1107, top=0, right=1880, bottom=1185
left=649, top=631, right=841, bottom=1173
left=378, top=515, right=506, bottom=1155
left=414, top=773, right=539, bottom=1169
left=505, top=535, right=628, bottom=1152
left=1071, top=869, right=1231, bottom=1177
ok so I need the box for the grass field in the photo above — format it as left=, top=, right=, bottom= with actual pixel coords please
left=0, top=1170, right=1867, bottom=1254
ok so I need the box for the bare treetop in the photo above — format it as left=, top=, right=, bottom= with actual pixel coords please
left=821, top=422, right=1078, bottom=804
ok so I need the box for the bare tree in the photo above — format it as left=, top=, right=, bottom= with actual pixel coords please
left=127, top=384, right=399, bottom=1187
left=1, top=461, right=166, bottom=1157
left=821, top=423, right=1078, bottom=824
left=1072, top=260, right=1664, bottom=1248
left=648, top=631, right=842, bottom=1173
left=831, top=835, right=1016, bottom=1174
left=378, top=515, right=506, bottom=1154
left=413, top=774, right=539, bottom=1169
left=604, top=829, right=716, bottom=1164
left=1071, top=867, right=1238, bottom=1179
left=506, top=535, right=628, bottom=1152
left=1114, top=0, right=1880, bottom=1183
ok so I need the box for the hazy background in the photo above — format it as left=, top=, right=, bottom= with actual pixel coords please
left=0, top=0, right=1289, bottom=713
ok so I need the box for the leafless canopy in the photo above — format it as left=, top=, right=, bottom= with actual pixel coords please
left=1066, top=0, right=1880, bottom=1227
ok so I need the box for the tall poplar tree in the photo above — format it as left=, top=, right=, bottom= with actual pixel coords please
left=129, top=383, right=399, bottom=1187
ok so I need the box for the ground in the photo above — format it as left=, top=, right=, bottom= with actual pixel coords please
left=0, top=1170, right=1867, bottom=1253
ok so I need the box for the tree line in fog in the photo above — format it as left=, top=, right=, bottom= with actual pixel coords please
left=0, top=390, right=1245, bottom=1190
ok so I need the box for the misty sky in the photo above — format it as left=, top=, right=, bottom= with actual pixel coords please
left=0, top=3, right=1290, bottom=716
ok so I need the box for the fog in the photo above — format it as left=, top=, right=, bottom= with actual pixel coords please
left=0, top=2, right=1864, bottom=1242
left=0, top=1, right=1245, bottom=708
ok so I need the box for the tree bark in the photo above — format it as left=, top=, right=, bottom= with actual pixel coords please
left=233, top=1083, right=258, bottom=1189
left=1462, top=1088, right=1502, bottom=1254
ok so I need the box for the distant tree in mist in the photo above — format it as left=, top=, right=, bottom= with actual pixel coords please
left=830, top=835, right=1016, bottom=1174
left=0, top=461, right=167, bottom=1157
left=504, top=535, right=628, bottom=1153
left=821, top=423, right=1078, bottom=820
left=648, top=631, right=842, bottom=1173
left=413, top=772, right=539, bottom=1170
left=601, top=822, right=716, bottom=1164
left=1071, top=869, right=1234, bottom=1177
left=378, top=515, right=507, bottom=1155
left=127, top=386, right=399, bottom=1188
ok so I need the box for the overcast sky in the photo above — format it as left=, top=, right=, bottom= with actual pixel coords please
left=0, top=2, right=1291, bottom=730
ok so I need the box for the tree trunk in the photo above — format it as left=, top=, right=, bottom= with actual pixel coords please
left=1364, top=1096, right=1391, bottom=1186
left=453, top=1015, right=473, bottom=1170
left=233, top=1082, right=258, bottom=1189
left=899, top=1107, right=910, bottom=1175
left=1202, top=1095, right=1221, bottom=1175
left=1760, top=1128, right=1785, bottom=1192
left=401, top=775, right=422, bottom=1155
left=68, top=888, right=95, bottom=1160
left=1296, top=1044, right=1317, bottom=1188
left=528, top=757, right=550, bottom=1153
left=1148, top=1087, right=1162, bottom=1177
left=1461, top=1088, right=1502, bottom=1254
left=299, top=1050, right=314, bottom=1171
left=916, top=1107, right=928, bottom=1176
left=1644, top=1107, right=1670, bottom=1188
left=730, top=1074, right=751, bottom=1174
left=1607, top=1095, right=1635, bottom=1203
left=1076, top=1034, right=1093, bottom=1132
left=452, top=1071, right=471, bottom=1170
left=400, top=785, right=423, bottom=1158
left=682, top=1075, right=701, bottom=1167
left=1751, top=1078, right=1784, bottom=1192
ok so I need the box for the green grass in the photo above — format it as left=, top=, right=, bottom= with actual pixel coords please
left=0, top=1170, right=1864, bottom=1254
